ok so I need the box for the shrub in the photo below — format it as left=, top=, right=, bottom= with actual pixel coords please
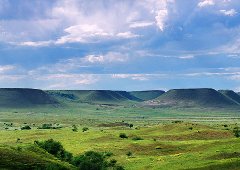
left=82, top=127, right=89, bottom=132
left=129, top=124, right=133, bottom=128
left=72, top=125, right=78, bottom=132
left=73, top=151, right=123, bottom=170
left=126, top=151, right=132, bottom=157
left=38, top=123, right=62, bottom=129
left=119, top=133, right=128, bottom=139
left=72, top=151, right=107, bottom=170
left=189, top=127, right=193, bottom=130
left=108, top=159, right=117, bottom=167
left=172, top=120, right=183, bottom=123
left=21, top=125, right=31, bottom=130
left=34, top=139, right=72, bottom=162
left=102, top=151, right=113, bottom=158
left=233, top=127, right=240, bottom=137
left=132, top=136, right=143, bottom=140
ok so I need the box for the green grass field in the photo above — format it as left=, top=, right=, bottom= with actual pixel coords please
left=0, top=102, right=240, bottom=169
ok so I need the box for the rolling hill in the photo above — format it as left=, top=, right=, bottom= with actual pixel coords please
left=219, top=90, right=240, bottom=104
left=130, top=90, right=165, bottom=101
left=0, top=88, right=58, bottom=107
left=46, top=90, right=141, bottom=104
left=149, top=88, right=239, bottom=108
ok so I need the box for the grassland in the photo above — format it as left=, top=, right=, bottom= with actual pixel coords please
left=0, top=102, right=240, bottom=169
left=0, top=88, right=240, bottom=169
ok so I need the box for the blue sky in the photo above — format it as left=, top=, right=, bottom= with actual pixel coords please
left=0, top=0, right=240, bottom=91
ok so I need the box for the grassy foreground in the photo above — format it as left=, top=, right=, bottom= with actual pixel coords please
left=0, top=102, right=240, bottom=169
left=1, top=120, right=240, bottom=170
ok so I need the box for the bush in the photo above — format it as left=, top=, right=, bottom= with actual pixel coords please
left=38, top=123, right=62, bottom=129
left=72, top=151, right=107, bottom=170
left=233, top=127, right=240, bottom=137
left=189, top=127, right=193, bottom=130
left=72, top=151, right=124, bottom=170
left=34, top=139, right=72, bottom=162
left=72, top=125, right=78, bottom=132
left=126, top=151, right=132, bottom=157
left=82, top=127, right=89, bottom=132
left=108, top=159, right=117, bottom=167
left=21, top=125, right=31, bottom=130
left=119, top=133, right=128, bottom=139
left=129, top=124, right=133, bottom=128
left=132, top=136, right=143, bottom=140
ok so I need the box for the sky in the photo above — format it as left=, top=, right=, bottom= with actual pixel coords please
left=0, top=0, right=240, bottom=91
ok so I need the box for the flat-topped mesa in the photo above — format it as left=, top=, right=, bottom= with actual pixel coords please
left=150, top=88, right=240, bottom=107
left=46, top=90, right=142, bottom=103
left=0, top=88, right=58, bottom=107
left=129, top=90, right=165, bottom=101
left=218, top=90, right=240, bottom=104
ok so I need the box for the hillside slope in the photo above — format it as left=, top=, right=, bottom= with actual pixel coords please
left=130, top=90, right=165, bottom=101
left=219, top=90, right=240, bottom=104
left=0, top=88, right=58, bottom=107
left=47, top=90, right=140, bottom=103
left=149, top=88, right=239, bottom=108
left=0, top=145, right=74, bottom=170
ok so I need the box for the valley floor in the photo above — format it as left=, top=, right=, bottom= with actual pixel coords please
left=0, top=105, right=240, bottom=169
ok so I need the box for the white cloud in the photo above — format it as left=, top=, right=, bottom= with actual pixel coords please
left=0, top=65, right=16, bottom=73
left=81, top=52, right=128, bottom=64
left=112, top=74, right=149, bottom=81
left=198, top=0, right=215, bottom=8
left=19, top=40, right=53, bottom=47
left=219, top=9, right=237, bottom=16
left=129, top=21, right=154, bottom=28
left=155, top=9, right=168, bottom=31
left=116, top=31, right=139, bottom=38
left=56, top=24, right=113, bottom=44
left=111, top=74, right=166, bottom=81
left=178, top=55, right=195, bottom=59
left=30, top=52, right=128, bottom=75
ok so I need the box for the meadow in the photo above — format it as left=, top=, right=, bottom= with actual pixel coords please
left=1, top=102, right=240, bottom=170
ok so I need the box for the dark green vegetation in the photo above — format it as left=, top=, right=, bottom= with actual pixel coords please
left=46, top=90, right=141, bottom=103
left=1, top=88, right=240, bottom=169
left=219, top=90, right=240, bottom=104
left=151, top=88, right=240, bottom=108
left=130, top=90, right=165, bottom=101
left=0, top=88, right=58, bottom=108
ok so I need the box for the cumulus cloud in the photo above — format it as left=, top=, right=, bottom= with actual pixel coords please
left=198, top=0, right=215, bottom=8
left=219, top=9, right=237, bottom=16
left=0, top=65, right=16, bottom=73
left=129, top=21, right=154, bottom=28
left=19, top=40, right=53, bottom=47
left=155, top=9, right=168, bottom=31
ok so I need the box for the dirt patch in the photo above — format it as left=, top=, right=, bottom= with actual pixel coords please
left=160, top=130, right=233, bottom=141
left=208, top=152, right=240, bottom=160
left=98, top=122, right=130, bottom=127
left=122, top=143, right=190, bottom=156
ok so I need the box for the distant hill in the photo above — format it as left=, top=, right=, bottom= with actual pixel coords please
left=219, top=90, right=240, bottom=104
left=130, top=90, right=165, bottom=101
left=149, top=88, right=239, bottom=108
left=0, top=88, right=58, bottom=107
left=46, top=90, right=141, bottom=103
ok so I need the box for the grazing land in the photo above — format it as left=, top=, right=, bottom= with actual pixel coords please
left=0, top=88, right=240, bottom=169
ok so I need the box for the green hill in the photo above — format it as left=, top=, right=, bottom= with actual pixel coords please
left=46, top=90, right=140, bottom=104
left=151, top=88, right=239, bottom=108
left=219, top=90, right=240, bottom=104
left=130, top=90, right=165, bottom=101
left=0, top=145, right=74, bottom=170
left=0, top=88, right=58, bottom=108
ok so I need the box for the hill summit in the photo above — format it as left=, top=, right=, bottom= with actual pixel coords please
left=0, top=88, right=58, bottom=107
left=149, top=88, right=239, bottom=107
